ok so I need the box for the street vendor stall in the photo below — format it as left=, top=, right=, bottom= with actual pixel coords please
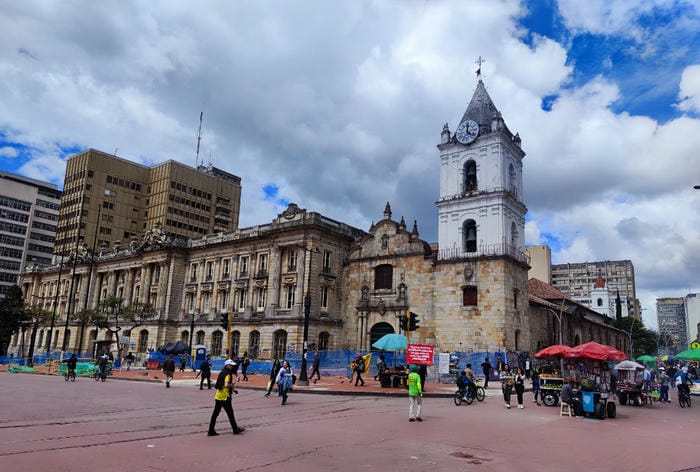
left=613, top=360, right=646, bottom=406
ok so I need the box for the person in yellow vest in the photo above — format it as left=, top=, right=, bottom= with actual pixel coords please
left=207, top=359, right=245, bottom=436
left=407, top=365, right=423, bottom=422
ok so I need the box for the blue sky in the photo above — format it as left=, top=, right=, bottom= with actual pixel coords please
left=2, top=0, right=700, bottom=329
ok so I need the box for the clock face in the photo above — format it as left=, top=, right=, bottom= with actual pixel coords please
left=456, top=119, right=479, bottom=144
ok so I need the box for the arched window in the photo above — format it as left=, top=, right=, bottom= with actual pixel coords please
left=249, top=330, right=260, bottom=358
left=196, top=330, right=205, bottom=345
left=369, top=322, right=395, bottom=349
left=597, top=298, right=603, bottom=307
left=181, top=330, right=189, bottom=344
left=508, top=163, right=517, bottom=196
left=231, top=330, right=241, bottom=357
left=515, top=329, right=521, bottom=351
left=463, top=220, right=477, bottom=253
left=464, top=160, right=477, bottom=192
left=137, top=329, right=149, bottom=353
left=511, top=222, right=518, bottom=248
left=211, top=331, right=223, bottom=356
left=273, top=330, right=287, bottom=360
left=318, top=331, right=330, bottom=351
left=374, top=264, right=393, bottom=290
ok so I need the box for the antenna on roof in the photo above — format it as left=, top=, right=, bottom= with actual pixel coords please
left=195, top=112, right=203, bottom=168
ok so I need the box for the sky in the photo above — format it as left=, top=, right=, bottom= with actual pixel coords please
left=1, top=0, right=699, bottom=330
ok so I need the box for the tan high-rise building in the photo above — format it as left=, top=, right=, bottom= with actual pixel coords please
left=54, top=149, right=241, bottom=256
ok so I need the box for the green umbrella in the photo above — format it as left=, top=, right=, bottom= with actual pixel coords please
left=636, top=354, right=656, bottom=363
left=675, top=349, right=700, bottom=361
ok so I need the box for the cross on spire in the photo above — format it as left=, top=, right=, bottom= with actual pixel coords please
left=475, top=55, right=486, bottom=78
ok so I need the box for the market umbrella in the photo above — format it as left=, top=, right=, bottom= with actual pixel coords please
left=614, top=360, right=645, bottom=370
left=675, top=349, right=700, bottom=361
left=534, top=344, right=571, bottom=358
left=372, top=333, right=407, bottom=351
left=660, top=354, right=675, bottom=362
left=636, top=354, right=656, bottom=363
left=566, top=341, right=627, bottom=361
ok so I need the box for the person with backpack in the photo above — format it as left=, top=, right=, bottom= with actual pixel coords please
left=276, top=360, right=294, bottom=405
left=207, top=359, right=245, bottom=436
left=162, top=355, right=176, bottom=388
left=197, top=354, right=212, bottom=390
left=353, top=354, right=365, bottom=386
left=240, top=351, right=250, bottom=381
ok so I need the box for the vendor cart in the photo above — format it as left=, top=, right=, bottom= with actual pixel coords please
left=540, top=376, right=564, bottom=406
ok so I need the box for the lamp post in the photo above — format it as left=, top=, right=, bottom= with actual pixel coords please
left=628, top=317, right=637, bottom=358
left=188, top=311, right=197, bottom=371
left=47, top=255, right=65, bottom=354
left=297, top=245, right=319, bottom=387
left=543, top=306, right=565, bottom=374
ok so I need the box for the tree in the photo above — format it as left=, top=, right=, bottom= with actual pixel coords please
left=23, top=304, right=52, bottom=364
left=0, top=285, right=26, bottom=356
left=612, top=316, right=659, bottom=358
left=92, top=296, right=157, bottom=357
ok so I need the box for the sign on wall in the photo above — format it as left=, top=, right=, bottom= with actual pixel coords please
left=406, top=344, right=434, bottom=365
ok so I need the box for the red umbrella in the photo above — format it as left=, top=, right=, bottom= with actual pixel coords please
left=534, top=344, right=572, bottom=358
left=566, top=341, right=626, bottom=361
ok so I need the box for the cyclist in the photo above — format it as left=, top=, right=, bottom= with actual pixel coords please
left=465, top=363, right=478, bottom=399
left=66, top=354, right=77, bottom=379
left=97, top=352, right=109, bottom=380
left=458, top=369, right=476, bottom=401
left=676, top=367, right=692, bottom=401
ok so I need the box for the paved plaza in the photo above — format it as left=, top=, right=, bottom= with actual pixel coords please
left=0, top=371, right=699, bottom=471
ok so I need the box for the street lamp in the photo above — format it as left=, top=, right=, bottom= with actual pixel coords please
left=47, top=255, right=65, bottom=354
left=628, top=317, right=637, bottom=358
left=543, top=302, right=565, bottom=374
left=297, top=245, right=320, bottom=387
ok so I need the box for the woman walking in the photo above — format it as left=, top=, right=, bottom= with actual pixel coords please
left=276, top=360, right=294, bottom=406
left=264, top=359, right=281, bottom=398
left=501, top=364, right=514, bottom=409
left=514, top=367, right=526, bottom=409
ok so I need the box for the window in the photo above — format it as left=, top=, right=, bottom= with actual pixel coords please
left=190, top=264, right=198, bottom=283
left=321, top=286, right=329, bottom=309
left=211, top=331, right=223, bottom=356
left=206, top=261, right=214, bottom=280
left=511, top=222, right=518, bottom=248
left=196, top=330, right=205, bottom=345
left=463, top=286, right=478, bottom=306
left=285, top=285, right=295, bottom=309
left=249, top=331, right=260, bottom=358
left=137, top=330, right=149, bottom=352
left=272, top=330, right=287, bottom=360
left=256, top=287, right=266, bottom=310
left=288, top=249, right=297, bottom=271
left=222, top=259, right=231, bottom=278
left=322, top=250, right=332, bottom=272
left=464, top=160, right=477, bottom=192
left=597, top=298, right=603, bottom=307
left=231, top=331, right=240, bottom=358
left=463, top=220, right=477, bottom=253
left=203, top=292, right=211, bottom=313
left=374, top=264, right=393, bottom=290
left=318, top=332, right=330, bottom=351
left=219, top=291, right=229, bottom=310
left=258, top=254, right=268, bottom=274
left=239, top=256, right=249, bottom=277
left=237, top=289, right=247, bottom=311
left=508, top=163, right=517, bottom=196
left=514, top=289, right=519, bottom=309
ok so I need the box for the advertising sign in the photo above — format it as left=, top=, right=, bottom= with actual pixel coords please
left=438, top=352, right=450, bottom=374
left=406, top=343, right=434, bottom=365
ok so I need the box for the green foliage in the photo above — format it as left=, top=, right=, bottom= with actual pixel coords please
left=0, top=285, right=27, bottom=355
left=93, top=297, right=157, bottom=353
left=612, top=316, right=659, bottom=358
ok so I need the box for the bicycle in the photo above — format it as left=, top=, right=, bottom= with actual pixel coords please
left=64, top=368, right=76, bottom=382
left=94, top=366, right=107, bottom=382
left=453, top=382, right=486, bottom=406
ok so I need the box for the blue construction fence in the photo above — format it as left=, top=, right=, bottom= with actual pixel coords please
left=0, top=351, right=107, bottom=367
left=143, top=349, right=527, bottom=383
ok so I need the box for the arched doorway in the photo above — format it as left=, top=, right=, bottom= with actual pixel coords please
left=370, top=322, right=395, bottom=349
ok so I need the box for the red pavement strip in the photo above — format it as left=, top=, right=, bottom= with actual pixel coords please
left=1, top=364, right=466, bottom=397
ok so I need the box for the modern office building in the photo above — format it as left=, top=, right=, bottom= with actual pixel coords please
left=550, top=260, right=639, bottom=319
left=54, top=149, right=242, bottom=257
left=0, top=171, right=61, bottom=298
left=657, top=297, right=687, bottom=353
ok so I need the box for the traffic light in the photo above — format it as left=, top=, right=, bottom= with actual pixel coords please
left=220, top=313, right=229, bottom=329
left=408, top=312, right=420, bottom=331
left=399, top=315, right=407, bottom=331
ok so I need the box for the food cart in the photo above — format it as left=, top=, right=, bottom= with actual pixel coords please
left=539, top=375, right=564, bottom=406
left=613, top=360, right=646, bottom=406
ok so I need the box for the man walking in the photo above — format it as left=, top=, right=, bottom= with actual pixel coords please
left=480, top=357, right=492, bottom=388
left=240, top=352, right=250, bottom=381
left=163, top=355, right=176, bottom=388
left=208, top=359, right=245, bottom=436
left=124, top=352, right=135, bottom=371
left=309, top=349, right=321, bottom=382
left=407, top=365, right=423, bottom=422
left=198, top=354, right=212, bottom=390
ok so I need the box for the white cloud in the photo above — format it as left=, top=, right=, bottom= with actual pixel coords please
left=677, top=64, right=700, bottom=114
left=0, top=146, right=19, bottom=158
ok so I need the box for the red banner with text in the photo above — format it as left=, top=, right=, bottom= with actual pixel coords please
left=406, top=344, right=434, bottom=365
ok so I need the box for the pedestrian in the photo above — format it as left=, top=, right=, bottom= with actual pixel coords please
left=374, top=354, right=386, bottom=381
left=276, top=360, right=294, bottom=405
left=659, top=367, right=670, bottom=403
left=207, top=359, right=245, bottom=436
left=407, top=365, right=423, bottom=422
left=531, top=367, right=541, bottom=406
left=163, top=355, right=176, bottom=388
left=179, top=352, right=187, bottom=372
left=496, top=354, right=504, bottom=373
left=514, top=367, right=526, bottom=409
left=667, top=364, right=677, bottom=390
left=240, top=351, right=250, bottom=381
left=265, top=359, right=281, bottom=397
left=309, top=349, right=321, bottom=382
left=124, top=352, right=135, bottom=371
left=501, top=364, right=514, bottom=409
left=197, top=354, right=212, bottom=390
left=480, top=357, right=492, bottom=388
left=524, top=358, right=531, bottom=380
left=353, top=354, right=365, bottom=386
